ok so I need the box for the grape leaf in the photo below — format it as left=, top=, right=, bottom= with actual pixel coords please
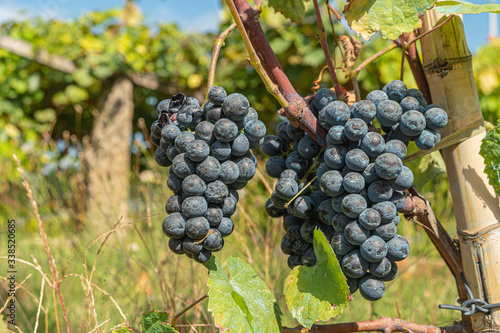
left=480, top=124, right=500, bottom=195
left=141, top=310, right=178, bottom=333
left=284, top=229, right=350, bottom=329
left=268, top=0, right=310, bottom=24
left=405, top=149, right=446, bottom=190
left=435, top=0, right=500, bottom=14
left=343, top=0, right=436, bottom=40
left=205, top=256, right=282, bottom=333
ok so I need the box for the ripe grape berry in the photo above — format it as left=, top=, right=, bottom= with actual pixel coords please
left=152, top=87, right=266, bottom=263
left=263, top=81, right=448, bottom=301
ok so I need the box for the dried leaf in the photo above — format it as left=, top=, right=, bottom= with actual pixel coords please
left=350, top=36, right=363, bottom=58
left=339, top=35, right=356, bottom=69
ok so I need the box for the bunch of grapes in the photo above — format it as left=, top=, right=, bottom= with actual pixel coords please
left=150, top=87, right=266, bottom=263
left=263, top=80, right=448, bottom=301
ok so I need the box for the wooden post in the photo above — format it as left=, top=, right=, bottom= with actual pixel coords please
left=84, top=76, right=134, bottom=230
left=420, top=11, right=500, bottom=331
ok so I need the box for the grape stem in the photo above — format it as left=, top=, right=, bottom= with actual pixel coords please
left=406, top=186, right=470, bottom=303
left=204, top=23, right=237, bottom=106
left=281, top=316, right=465, bottom=333
left=312, top=0, right=344, bottom=99
left=223, top=0, right=290, bottom=109
left=224, top=0, right=328, bottom=147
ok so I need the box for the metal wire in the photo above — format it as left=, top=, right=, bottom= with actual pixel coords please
left=440, top=273, right=500, bottom=316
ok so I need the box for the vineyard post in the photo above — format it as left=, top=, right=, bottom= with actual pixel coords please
left=420, top=11, right=500, bottom=332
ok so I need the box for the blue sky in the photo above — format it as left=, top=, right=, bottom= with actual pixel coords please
left=0, top=0, right=497, bottom=52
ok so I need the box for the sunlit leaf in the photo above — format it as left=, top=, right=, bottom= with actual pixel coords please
left=205, top=256, right=281, bottom=333
left=344, top=0, right=436, bottom=40
left=435, top=0, right=500, bottom=14
left=284, top=229, right=350, bottom=329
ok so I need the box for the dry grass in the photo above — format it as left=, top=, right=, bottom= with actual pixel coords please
left=0, top=154, right=461, bottom=332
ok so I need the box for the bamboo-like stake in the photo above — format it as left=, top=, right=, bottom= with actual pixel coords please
left=420, top=12, right=500, bottom=331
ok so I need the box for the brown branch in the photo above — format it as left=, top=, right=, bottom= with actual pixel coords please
left=14, top=155, right=71, bottom=333
left=172, top=294, right=208, bottom=328
left=312, top=0, right=344, bottom=99
left=403, top=34, right=432, bottom=104
left=0, top=35, right=173, bottom=94
left=406, top=187, right=469, bottom=306
left=0, top=35, right=77, bottom=73
left=228, top=0, right=328, bottom=146
left=282, top=316, right=465, bottom=333
left=204, top=23, right=237, bottom=105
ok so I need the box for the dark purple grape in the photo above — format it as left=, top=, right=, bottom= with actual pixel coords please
left=331, top=232, right=356, bottom=255
left=400, top=96, right=420, bottom=112
left=214, top=118, right=238, bottom=143
left=323, top=101, right=351, bottom=125
left=314, top=88, right=337, bottom=110
left=186, top=217, right=210, bottom=240
left=222, top=93, right=249, bottom=121
left=383, top=80, right=407, bottom=102
left=320, top=170, right=344, bottom=197
left=345, top=220, right=369, bottom=245
left=324, top=145, right=347, bottom=169
left=341, top=194, right=367, bottom=218
left=208, top=86, right=227, bottom=105
left=386, top=234, right=410, bottom=261
left=345, top=149, right=369, bottom=172
left=172, top=153, right=196, bottom=179
left=342, top=250, right=369, bottom=278
left=360, top=235, right=388, bottom=262
left=370, top=257, right=392, bottom=278
left=195, top=121, right=215, bottom=144
left=360, top=132, right=385, bottom=158
left=384, top=140, right=407, bottom=160
left=374, top=153, right=403, bottom=180
left=182, top=196, right=208, bottom=218
left=182, top=174, right=207, bottom=196
left=174, top=131, right=195, bottom=153
left=297, top=134, right=321, bottom=159
left=343, top=172, right=365, bottom=194
left=162, top=213, right=186, bottom=239
left=344, top=118, right=368, bottom=141
left=406, top=88, right=427, bottom=108
left=165, top=195, right=183, bottom=214
left=204, top=229, right=223, bottom=251
left=155, top=147, right=171, bottom=167
left=372, top=201, right=397, bottom=223
left=261, top=135, right=283, bottom=156
left=351, top=100, right=377, bottom=123
left=168, top=237, right=185, bottom=255
left=358, top=208, right=381, bottom=230
left=366, top=90, right=388, bottom=106
left=196, top=156, right=221, bottom=182
left=204, top=180, right=228, bottom=204
left=359, top=275, right=385, bottom=301
left=211, top=140, right=232, bottom=161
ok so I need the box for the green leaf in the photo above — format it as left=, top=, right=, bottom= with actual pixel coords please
left=205, top=256, right=282, bottom=333
left=344, top=0, right=436, bottom=40
left=268, top=0, right=309, bottom=24
left=64, top=84, right=89, bottom=103
left=111, top=328, right=134, bottom=333
left=435, top=0, right=500, bottom=14
left=141, top=310, right=178, bottom=333
left=284, top=229, right=350, bottom=329
left=405, top=149, right=446, bottom=190
left=480, top=124, right=500, bottom=195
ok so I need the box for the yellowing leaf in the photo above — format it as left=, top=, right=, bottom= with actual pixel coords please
left=344, top=0, right=436, bottom=40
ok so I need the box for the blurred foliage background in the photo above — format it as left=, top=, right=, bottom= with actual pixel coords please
left=0, top=1, right=499, bottom=332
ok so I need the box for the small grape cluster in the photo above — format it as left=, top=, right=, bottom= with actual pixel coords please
left=150, top=87, right=266, bottom=263
left=263, top=80, right=448, bottom=301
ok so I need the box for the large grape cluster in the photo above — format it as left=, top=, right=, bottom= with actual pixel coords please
left=150, top=87, right=266, bottom=263
left=263, top=81, right=448, bottom=301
